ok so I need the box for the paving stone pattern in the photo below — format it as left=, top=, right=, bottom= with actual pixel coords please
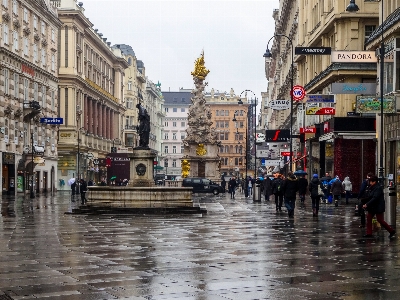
left=0, top=192, right=400, bottom=299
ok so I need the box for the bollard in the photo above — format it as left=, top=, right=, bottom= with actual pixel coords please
left=253, top=179, right=262, bottom=202
left=385, top=186, right=397, bottom=228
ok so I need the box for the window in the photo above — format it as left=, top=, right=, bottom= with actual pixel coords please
left=235, top=158, right=239, bottom=165
left=173, top=122, right=177, bottom=127
left=23, top=37, right=28, bottom=56
left=164, top=121, right=168, bottom=127
left=225, top=121, right=229, bottom=128
left=181, top=133, right=185, bottom=140
left=216, top=110, right=219, bottom=116
left=33, top=44, right=38, bottom=61
left=33, top=83, right=38, bottom=101
left=41, top=85, right=46, bottom=107
left=13, top=31, right=18, bottom=51
left=172, top=160, right=177, bottom=167
left=225, top=110, right=229, bottom=116
left=41, top=48, right=46, bottom=66
left=23, top=8, right=28, bottom=22
left=173, top=108, right=177, bottom=112
left=4, top=69, right=9, bottom=94
left=181, top=98, right=185, bottom=102
left=173, top=97, right=177, bottom=102
left=164, top=146, right=168, bottom=154
left=181, top=122, right=185, bottom=127
left=51, top=90, right=55, bottom=110
left=14, top=73, right=19, bottom=98
left=172, top=146, right=177, bottom=153
left=2, top=0, right=8, bottom=8
left=181, top=145, right=184, bottom=153
left=365, top=25, right=376, bottom=43
left=51, top=54, right=55, bottom=71
left=14, top=121, right=18, bottom=144
left=164, top=132, right=168, bottom=140
left=172, top=133, right=177, bottom=140
left=51, top=29, right=55, bottom=41
left=181, top=108, right=185, bottom=112
left=12, top=0, right=17, bottom=14
left=127, top=81, right=132, bottom=90
left=23, top=78, right=29, bottom=101
left=41, top=21, right=45, bottom=35
left=3, top=24, right=8, bottom=44
left=220, top=110, right=224, bottom=116
left=33, top=15, right=37, bottom=29
left=164, top=159, right=169, bottom=168
left=165, top=107, right=168, bottom=112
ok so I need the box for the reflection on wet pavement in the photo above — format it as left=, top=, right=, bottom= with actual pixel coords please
left=0, top=193, right=399, bottom=299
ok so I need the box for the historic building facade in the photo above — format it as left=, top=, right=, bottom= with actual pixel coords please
left=56, top=0, right=128, bottom=188
left=0, top=0, right=62, bottom=194
left=160, top=90, right=190, bottom=180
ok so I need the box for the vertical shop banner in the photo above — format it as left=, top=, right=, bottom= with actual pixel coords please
left=17, top=176, right=24, bottom=192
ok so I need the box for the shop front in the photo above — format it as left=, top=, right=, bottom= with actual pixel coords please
left=2, top=152, right=16, bottom=195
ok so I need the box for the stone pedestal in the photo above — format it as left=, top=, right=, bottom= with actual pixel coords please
left=128, top=148, right=157, bottom=187
left=183, top=143, right=220, bottom=181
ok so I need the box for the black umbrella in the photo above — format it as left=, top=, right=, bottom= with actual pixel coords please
left=294, top=170, right=307, bottom=176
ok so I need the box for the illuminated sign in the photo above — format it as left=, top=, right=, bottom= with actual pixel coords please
left=265, top=130, right=290, bottom=142
left=355, top=96, right=396, bottom=114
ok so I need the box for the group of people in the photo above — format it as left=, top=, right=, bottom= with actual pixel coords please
left=221, top=171, right=396, bottom=239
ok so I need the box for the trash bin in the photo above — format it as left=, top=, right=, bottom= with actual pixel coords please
left=253, top=178, right=262, bottom=202
left=385, top=186, right=397, bottom=228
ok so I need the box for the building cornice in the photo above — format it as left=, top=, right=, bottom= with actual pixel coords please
left=365, top=7, right=400, bottom=48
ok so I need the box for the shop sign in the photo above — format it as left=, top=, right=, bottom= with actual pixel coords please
left=261, top=159, right=281, bottom=166
left=306, top=107, right=336, bottom=115
left=355, top=96, right=396, bottom=114
left=2, top=152, right=15, bottom=164
left=300, top=127, right=316, bottom=133
left=269, top=100, right=290, bottom=110
left=305, top=94, right=335, bottom=103
left=331, top=51, right=377, bottom=63
left=280, top=151, right=292, bottom=157
left=331, top=83, right=376, bottom=94
left=295, top=47, right=331, bottom=55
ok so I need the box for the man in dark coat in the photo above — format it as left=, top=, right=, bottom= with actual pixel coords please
left=298, top=175, right=308, bottom=205
left=262, top=175, right=272, bottom=202
left=309, top=174, right=322, bottom=216
left=228, top=177, right=237, bottom=199
left=362, top=175, right=395, bottom=238
left=356, top=172, right=373, bottom=227
left=272, top=174, right=284, bottom=212
left=80, top=179, right=88, bottom=205
left=282, top=172, right=299, bottom=218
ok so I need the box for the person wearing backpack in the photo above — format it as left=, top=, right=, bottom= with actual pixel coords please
left=282, top=172, right=299, bottom=218
left=309, top=174, right=323, bottom=217
left=272, top=174, right=284, bottom=212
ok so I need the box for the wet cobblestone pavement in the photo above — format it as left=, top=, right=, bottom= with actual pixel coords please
left=1, top=192, right=400, bottom=299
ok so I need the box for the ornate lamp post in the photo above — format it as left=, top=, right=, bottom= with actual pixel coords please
left=30, top=126, right=35, bottom=198
left=264, top=34, right=294, bottom=172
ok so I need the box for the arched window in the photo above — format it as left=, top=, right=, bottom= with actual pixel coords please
left=229, top=145, right=233, bottom=153
left=128, top=57, right=132, bottom=65
left=220, top=145, right=224, bottom=153
left=225, top=145, right=229, bottom=153
left=235, top=145, right=239, bottom=153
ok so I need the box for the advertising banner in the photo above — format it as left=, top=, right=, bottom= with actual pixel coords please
left=269, top=100, right=290, bottom=110
left=355, top=96, right=396, bottom=114
left=331, top=83, right=376, bottom=94
left=305, top=94, right=335, bottom=103
left=17, top=176, right=24, bottom=192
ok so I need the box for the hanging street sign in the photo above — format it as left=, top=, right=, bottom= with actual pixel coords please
left=300, top=127, right=316, bottom=133
left=269, top=99, right=290, bottom=110
left=305, top=94, right=335, bottom=103
left=40, top=117, right=63, bottom=124
left=295, top=47, right=331, bottom=55
left=355, top=96, right=396, bottom=114
left=291, top=85, right=306, bottom=101
left=306, top=107, right=336, bottom=115
left=331, top=83, right=376, bottom=95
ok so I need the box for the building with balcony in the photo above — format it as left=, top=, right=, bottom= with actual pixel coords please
left=56, top=0, right=128, bottom=186
left=0, top=0, right=62, bottom=194
left=160, top=90, right=190, bottom=180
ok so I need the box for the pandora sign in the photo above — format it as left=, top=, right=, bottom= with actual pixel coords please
left=331, top=51, right=377, bottom=63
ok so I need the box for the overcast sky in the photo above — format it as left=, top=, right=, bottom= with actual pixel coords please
left=81, top=0, right=279, bottom=101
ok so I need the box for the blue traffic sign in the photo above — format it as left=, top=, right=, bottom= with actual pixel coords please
left=40, top=117, right=64, bottom=124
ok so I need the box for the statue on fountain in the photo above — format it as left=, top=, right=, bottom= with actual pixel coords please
left=136, top=103, right=150, bottom=149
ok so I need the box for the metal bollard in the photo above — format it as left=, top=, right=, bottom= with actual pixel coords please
left=385, top=186, right=397, bottom=228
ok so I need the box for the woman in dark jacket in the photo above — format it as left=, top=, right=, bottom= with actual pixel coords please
left=272, top=175, right=284, bottom=212
left=262, top=176, right=272, bottom=201
left=298, top=175, right=308, bottom=205
left=228, top=177, right=237, bottom=199
left=362, top=175, right=395, bottom=238
left=309, top=174, right=322, bottom=216
left=282, top=172, right=299, bottom=218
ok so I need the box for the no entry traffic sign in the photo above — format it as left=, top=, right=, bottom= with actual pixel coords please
left=291, top=85, right=306, bottom=101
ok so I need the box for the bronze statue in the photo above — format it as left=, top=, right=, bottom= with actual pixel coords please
left=136, top=103, right=150, bottom=149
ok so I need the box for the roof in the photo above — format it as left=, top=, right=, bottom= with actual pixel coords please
left=113, top=44, right=135, bottom=57
left=162, top=91, right=192, bottom=105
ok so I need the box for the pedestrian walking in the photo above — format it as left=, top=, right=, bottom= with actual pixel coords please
left=362, top=175, right=396, bottom=239
left=357, top=172, right=373, bottom=228
left=228, top=177, right=237, bottom=199
left=71, top=180, right=76, bottom=196
left=321, top=173, right=332, bottom=203
left=272, top=174, right=284, bottom=212
left=221, top=177, right=226, bottom=193
left=331, top=176, right=343, bottom=207
left=80, top=179, right=87, bottom=205
left=248, top=177, right=253, bottom=196
left=282, top=172, right=299, bottom=218
left=298, top=175, right=308, bottom=206
left=309, top=174, right=322, bottom=217
left=262, top=175, right=272, bottom=202
left=342, top=176, right=352, bottom=204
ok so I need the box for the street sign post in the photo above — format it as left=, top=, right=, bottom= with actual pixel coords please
left=291, top=85, right=306, bottom=101
left=305, top=94, right=335, bottom=103
left=40, top=117, right=63, bottom=124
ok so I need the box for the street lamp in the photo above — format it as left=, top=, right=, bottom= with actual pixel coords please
left=232, top=110, right=248, bottom=197
left=346, top=0, right=359, bottom=12
left=76, top=107, right=82, bottom=193
left=264, top=34, right=294, bottom=172
left=30, top=126, right=35, bottom=198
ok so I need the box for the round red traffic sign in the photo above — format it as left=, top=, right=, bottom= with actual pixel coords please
left=291, top=85, right=306, bottom=101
